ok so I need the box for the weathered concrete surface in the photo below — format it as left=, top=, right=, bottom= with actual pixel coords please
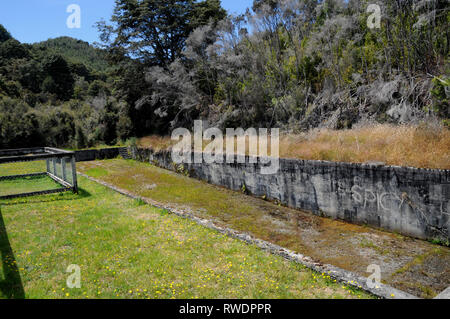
left=434, top=287, right=450, bottom=299
left=131, top=147, right=450, bottom=242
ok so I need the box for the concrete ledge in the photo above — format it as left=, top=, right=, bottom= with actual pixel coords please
left=75, top=148, right=126, bottom=162
left=131, top=147, right=450, bottom=242
left=434, top=287, right=450, bottom=299
left=79, top=172, right=419, bottom=299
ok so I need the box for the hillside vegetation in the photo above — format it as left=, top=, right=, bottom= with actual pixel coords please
left=101, top=0, right=449, bottom=133
left=0, top=0, right=449, bottom=154
left=33, top=37, right=111, bottom=72
left=0, top=27, right=123, bottom=149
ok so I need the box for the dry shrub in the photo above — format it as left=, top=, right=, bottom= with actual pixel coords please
left=138, top=124, right=450, bottom=169
left=137, top=135, right=175, bottom=151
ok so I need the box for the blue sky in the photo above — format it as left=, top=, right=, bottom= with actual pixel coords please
left=0, top=0, right=253, bottom=44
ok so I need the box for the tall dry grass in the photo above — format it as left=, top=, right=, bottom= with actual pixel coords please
left=279, top=124, right=450, bottom=169
left=138, top=135, right=176, bottom=151
left=138, top=124, right=450, bottom=169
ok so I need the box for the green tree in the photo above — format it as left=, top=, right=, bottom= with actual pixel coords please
left=0, top=24, right=12, bottom=43
left=431, top=76, right=450, bottom=118
left=97, top=0, right=226, bottom=67
left=42, top=54, right=75, bottom=100
left=75, top=125, right=87, bottom=149
left=88, top=80, right=110, bottom=97
left=0, top=39, right=29, bottom=59
left=101, top=102, right=118, bottom=145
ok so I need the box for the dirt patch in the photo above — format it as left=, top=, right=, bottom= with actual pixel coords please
left=387, top=248, right=450, bottom=298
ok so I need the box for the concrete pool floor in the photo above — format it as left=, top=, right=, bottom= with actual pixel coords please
left=78, top=159, right=450, bottom=298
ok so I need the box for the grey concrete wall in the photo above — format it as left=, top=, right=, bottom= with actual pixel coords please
left=75, top=148, right=125, bottom=162
left=131, top=147, right=450, bottom=242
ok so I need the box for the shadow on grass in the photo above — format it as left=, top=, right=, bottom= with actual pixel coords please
left=0, top=206, right=25, bottom=299
left=0, top=188, right=91, bottom=206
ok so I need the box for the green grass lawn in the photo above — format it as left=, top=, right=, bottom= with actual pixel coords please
left=0, top=161, right=74, bottom=197
left=0, top=164, right=372, bottom=299
left=0, top=160, right=47, bottom=177
left=0, top=175, right=62, bottom=197
left=77, top=159, right=450, bottom=299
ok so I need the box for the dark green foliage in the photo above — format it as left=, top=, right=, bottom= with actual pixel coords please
left=18, top=60, right=43, bottom=93
left=95, top=0, right=227, bottom=135
left=190, top=0, right=227, bottom=30
left=75, top=125, right=87, bottom=149
left=100, top=101, right=118, bottom=145
left=0, top=97, right=42, bottom=148
left=88, top=80, right=110, bottom=97
left=137, top=0, right=449, bottom=131
left=117, top=109, right=133, bottom=141
left=41, top=54, right=75, bottom=100
left=431, top=76, right=450, bottom=118
left=1, top=0, right=449, bottom=149
left=69, top=62, right=91, bottom=79
left=0, top=25, right=12, bottom=43
left=108, top=60, right=151, bottom=136
left=0, top=39, right=28, bottom=59
left=33, top=37, right=110, bottom=72
left=0, top=24, right=126, bottom=149
left=97, top=0, right=226, bottom=67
